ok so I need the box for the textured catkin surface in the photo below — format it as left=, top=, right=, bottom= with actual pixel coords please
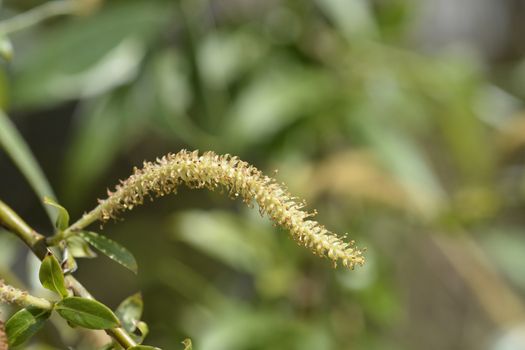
left=0, top=319, right=7, bottom=350
left=0, top=280, right=24, bottom=306
left=89, top=150, right=364, bottom=269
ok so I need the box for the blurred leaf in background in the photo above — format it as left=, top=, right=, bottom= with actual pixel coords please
left=1, top=0, right=525, bottom=349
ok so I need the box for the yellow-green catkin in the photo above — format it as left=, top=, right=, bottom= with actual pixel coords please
left=92, top=150, right=365, bottom=269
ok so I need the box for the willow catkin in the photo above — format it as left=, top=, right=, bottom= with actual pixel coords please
left=89, top=150, right=364, bottom=269
left=0, top=280, right=53, bottom=310
left=0, top=280, right=27, bottom=307
left=0, top=319, right=6, bottom=350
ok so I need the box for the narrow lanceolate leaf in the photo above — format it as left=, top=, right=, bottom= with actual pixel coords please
left=78, top=231, right=138, bottom=274
left=39, top=252, right=68, bottom=298
left=43, top=197, right=70, bottom=231
left=5, top=307, right=51, bottom=347
left=55, top=297, right=120, bottom=330
left=128, top=346, right=162, bottom=350
left=0, top=110, right=57, bottom=224
left=115, top=293, right=143, bottom=333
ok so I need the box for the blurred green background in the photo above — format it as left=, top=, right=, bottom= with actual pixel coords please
left=1, top=0, right=525, bottom=349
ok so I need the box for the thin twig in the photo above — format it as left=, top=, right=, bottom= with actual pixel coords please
left=0, top=200, right=137, bottom=348
left=0, top=200, right=47, bottom=259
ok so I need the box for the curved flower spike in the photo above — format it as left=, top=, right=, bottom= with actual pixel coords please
left=70, top=150, right=365, bottom=269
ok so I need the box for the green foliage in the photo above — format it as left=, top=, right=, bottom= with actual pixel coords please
left=1, top=0, right=525, bottom=349
left=78, top=231, right=138, bottom=274
left=66, top=235, right=98, bottom=259
left=39, top=252, right=68, bottom=298
left=5, top=307, right=51, bottom=347
left=115, top=293, right=151, bottom=344
left=115, top=293, right=143, bottom=334
left=43, top=197, right=70, bottom=231
left=55, top=297, right=120, bottom=330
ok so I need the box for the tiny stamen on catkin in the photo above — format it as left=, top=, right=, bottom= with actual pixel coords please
left=84, top=150, right=365, bottom=269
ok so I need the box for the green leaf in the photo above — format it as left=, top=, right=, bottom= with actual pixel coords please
left=136, top=321, right=148, bottom=333
left=12, top=1, right=172, bottom=108
left=62, top=247, right=78, bottom=274
left=316, top=0, right=378, bottom=40
left=128, top=346, right=162, bottom=350
left=115, top=293, right=143, bottom=333
left=225, top=64, right=334, bottom=150
left=66, top=235, right=98, bottom=258
left=134, top=321, right=150, bottom=343
left=39, top=252, right=68, bottom=298
left=0, top=110, right=57, bottom=223
left=79, top=231, right=138, bottom=274
left=6, top=307, right=51, bottom=347
left=43, top=197, right=70, bottom=231
left=55, top=297, right=120, bottom=330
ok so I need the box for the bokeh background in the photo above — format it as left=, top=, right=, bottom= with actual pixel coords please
left=1, top=0, right=525, bottom=349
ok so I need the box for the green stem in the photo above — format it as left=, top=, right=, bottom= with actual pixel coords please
left=0, top=200, right=137, bottom=348
left=47, top=206, right=101, bottom=244
left=0, top=0, right=77, bottom=35
left=64, top=275, right=137, bottom=348
left=0, top=200, right=47, bottom=259
left=53, top=205, right=103, bottom=242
